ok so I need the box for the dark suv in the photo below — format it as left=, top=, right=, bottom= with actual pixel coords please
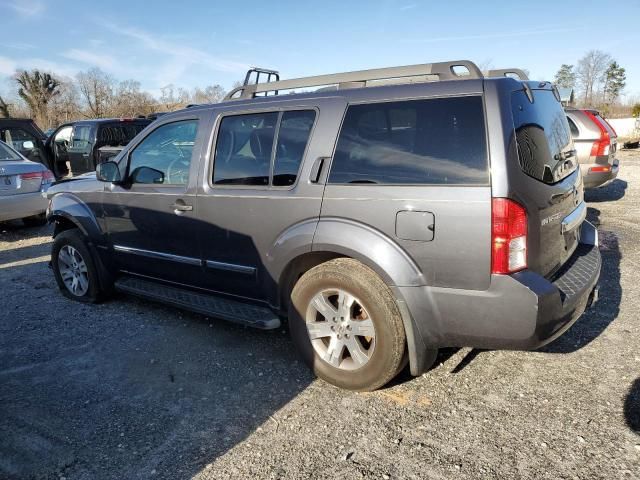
left=47, top=118, right=152, bottom=177
left=46, top=61, right=601, bottom=391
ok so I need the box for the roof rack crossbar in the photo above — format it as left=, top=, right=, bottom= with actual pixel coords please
left=225, top=60, right=483, bottom=100
left=486, top=68, right=529, bottom=81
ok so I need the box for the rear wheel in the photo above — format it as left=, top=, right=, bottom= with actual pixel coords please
left=51, top=229, right=105, bottom=303
left=289, top=258, right=406, bottom=391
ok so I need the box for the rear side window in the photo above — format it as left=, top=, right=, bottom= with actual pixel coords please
left=328, top=96, right=488, bottom=185
left=99, top=123, right=148, bottom=146
left=512, top=89, right=574, bottom=184
left=273, top=110, right=316, bottom=186
left=213, top=110, right=315, bottom=187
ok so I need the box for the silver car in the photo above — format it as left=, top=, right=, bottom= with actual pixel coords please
left=0, top=140, right=54, bottom=226
left=565, top=108, right=619, bottom=189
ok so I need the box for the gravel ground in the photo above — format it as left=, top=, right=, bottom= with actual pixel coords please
left=1, top=150, right=639, bottom=480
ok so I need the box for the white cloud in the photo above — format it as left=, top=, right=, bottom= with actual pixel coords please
left=62, top=49, right=118, bottom=71
left=403, top=26, right=583, bottom=43
left=102, top=22, right=248, bottom=87
left=399, top=4, right=417, bottom=11
left=0, top=56, right=16, bottom=76
left=1, top=0, right=45, bottom=17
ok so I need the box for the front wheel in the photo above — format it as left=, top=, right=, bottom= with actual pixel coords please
left=51, top=229, right=105, bottom=303
left=289, top=258, right=406, bottom=391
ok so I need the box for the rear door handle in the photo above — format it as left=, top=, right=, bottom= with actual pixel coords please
left=310, top=157, right=328, bottom=183
left=171, top=202, right=193, bottom=212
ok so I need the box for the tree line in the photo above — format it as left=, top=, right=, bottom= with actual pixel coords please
left=0, top=67, right=230, bottom=129
left=553, top=49, right=635, bottom=117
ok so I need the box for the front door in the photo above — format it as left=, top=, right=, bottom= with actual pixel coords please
left=104, top=116, right=205, bottom=286
left=195, top=98, right=345, bottom=301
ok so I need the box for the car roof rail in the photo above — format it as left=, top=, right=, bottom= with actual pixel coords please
left=224, top=60, right=483, bottom=100
left=486, top=68, right=530, bottom=81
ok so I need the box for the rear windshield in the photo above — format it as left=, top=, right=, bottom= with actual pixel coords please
left=0, top=141, right=21, bottom=161
left=511, top=88, right=575, bottom=184
left=98, top=123, right=148, bottom=146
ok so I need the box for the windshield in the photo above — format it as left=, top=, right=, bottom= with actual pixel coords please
left=511, top=88, right=576, bottom=184
left=0, top=141, right=21, bottom=161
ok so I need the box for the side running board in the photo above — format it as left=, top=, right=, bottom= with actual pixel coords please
left=115, top=276, right=281, bottom=330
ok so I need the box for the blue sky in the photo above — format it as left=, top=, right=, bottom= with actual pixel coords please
left=1, top=0, right=639, bottom=99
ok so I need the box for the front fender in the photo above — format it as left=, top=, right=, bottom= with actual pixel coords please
left=48, top=192, right=104, bottom=242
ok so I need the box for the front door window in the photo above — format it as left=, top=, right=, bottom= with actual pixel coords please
left=129, top=120, right=198, bottom=185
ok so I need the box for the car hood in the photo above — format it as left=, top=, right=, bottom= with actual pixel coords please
left=46, top=172, right=102, bottom=197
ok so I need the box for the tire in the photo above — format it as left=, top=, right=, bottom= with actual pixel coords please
left=22, top=213, right=47, bottom=227
left=51, top=229, right=105, bottom=303
left=289, top=258, right=406, bottom=391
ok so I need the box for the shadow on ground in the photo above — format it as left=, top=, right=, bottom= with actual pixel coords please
left=0, top=246, right=312, bottom=480
left=625, top=378, right=640, bottom=435
left=584, top=179, right=627, bottom=203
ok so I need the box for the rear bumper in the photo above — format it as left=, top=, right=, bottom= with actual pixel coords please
left=581, top=158, right=619, bottom=189
left=399, top=221, right=601, bottom=370
left=0, top=191, right=47, bottom=222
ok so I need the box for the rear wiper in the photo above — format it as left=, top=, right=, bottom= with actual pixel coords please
left=554, top=149, right=576, bottom=161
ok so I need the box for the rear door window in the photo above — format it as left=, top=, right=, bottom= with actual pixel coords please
left=511, top=89, right=575, bottom=184
left=328, top=96, right=489, bottom=185
left=213, top=110, right=316, bottom=187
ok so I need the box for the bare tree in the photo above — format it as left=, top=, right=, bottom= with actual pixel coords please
left=76, top=67, right=115, bottom=118
left=191, top=84, right=225, bottom=104
left=14, top=70, right=61, bottom=128
left=0, top=96, right=11, bottom=118
left=576, top=50, right=612, bottom=106
left=111, top=80, right=157, bottom=117
left=159, top=84, right=191, bottom=111
left=49, top=79, right=82, bottom=125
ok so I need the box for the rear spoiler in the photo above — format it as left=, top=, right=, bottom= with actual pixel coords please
left=486, top=68, right=529, bottom=81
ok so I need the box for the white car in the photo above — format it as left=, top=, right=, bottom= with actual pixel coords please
left=0, top=139, right=54, bottom=226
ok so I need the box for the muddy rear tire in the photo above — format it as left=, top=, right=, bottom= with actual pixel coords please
left=289, top=258, right=406, bottom=391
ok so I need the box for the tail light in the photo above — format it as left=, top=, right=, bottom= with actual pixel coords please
left=584, top=111, right=611, bottom=157
left=19, top=171, right=43, bottom=181
left=491, top=198, right=527, bottom=274
left=589, top=165, right=611, bottom=173
left=41, top=170, right=55, bottom=184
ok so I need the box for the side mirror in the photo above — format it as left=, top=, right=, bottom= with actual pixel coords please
left=23, top=140, right=35, bottom=150
left=130, top=166, right=164, bottom=184
left=96, top=161, right=122, bottom=183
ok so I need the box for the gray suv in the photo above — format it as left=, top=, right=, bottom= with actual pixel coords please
left=46, top=61, right=601, bottom=391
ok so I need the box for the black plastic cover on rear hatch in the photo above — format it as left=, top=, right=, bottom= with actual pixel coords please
left=511, top=88, right=576, bottom=184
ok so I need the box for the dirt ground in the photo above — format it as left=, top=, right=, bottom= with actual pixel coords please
left=1, top=150, right=639, bottom=480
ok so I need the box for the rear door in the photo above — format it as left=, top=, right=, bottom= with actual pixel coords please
left=320, top=93, right=492, bottom=290
left=196, top=97, right=344, bottom=300
left=510, top=86, right=583, bottom=277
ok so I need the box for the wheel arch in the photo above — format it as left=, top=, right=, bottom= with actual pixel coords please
left=274, top=217, right=432, bottom=377
left=48, top=192, right=104, bottom=241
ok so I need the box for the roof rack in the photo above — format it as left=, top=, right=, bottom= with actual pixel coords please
left=486, top=68, right=529, bottom=81
left=224, top=60, right=483, bottom=101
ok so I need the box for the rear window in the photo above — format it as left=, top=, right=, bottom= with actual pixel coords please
left=511, top=88, right=575, bottom=184
left=0, top=141, right=21, bottom=161
left=328, top=96, right=489, bottom=185
left=98, top=123, right=148, bottom=146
